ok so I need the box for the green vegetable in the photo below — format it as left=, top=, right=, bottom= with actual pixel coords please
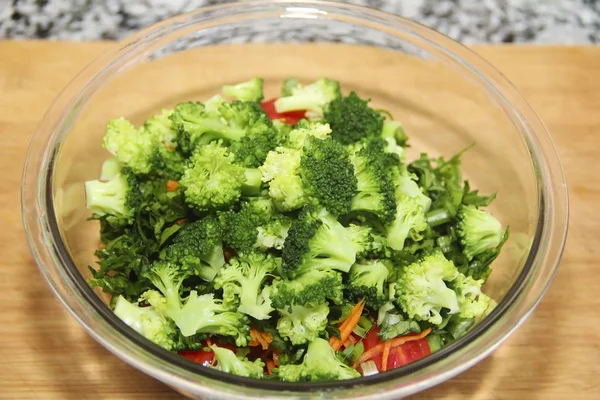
left=210, top=345, right=265, bottom=378
left=86, top=78, right=509, bottom=382
left=275, top=338, right=361, bottom=382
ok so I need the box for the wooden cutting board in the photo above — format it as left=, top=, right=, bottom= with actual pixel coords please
left=0, top=41, right=599, bottom=400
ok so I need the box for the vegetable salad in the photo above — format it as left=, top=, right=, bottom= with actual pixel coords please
left=85, top=77, right=508, bottom=381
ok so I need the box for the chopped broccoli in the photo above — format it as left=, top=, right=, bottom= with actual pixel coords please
left=395, top=252, right=460, bottom=325
left=144, top=262, right=249, bottom=345
left=100, top=157, right=121, bottom=181
left=255, top=214, right=292, bottom=251
left=85, top=169, right=139, bottom=225
left=300, top=137, right=357, bottom=216
left=161, top=215, right=224, bottom=282
left=113, top=295, right=179, bottom=351
left=142, top=109, right=177, bottom=147
left=386, top=194, right=428, bottom=251
left=349, top=138, right=398, bottom=224
left=261, top=136, right=356, bottom=215
left=218, top=200, right=273, bottom=255
left=344, top=224, right=375, bottom=259
left=277, top=302, right=329, bottom=345
left=395, top=171, right=433, bottom=213
left=452, top=273, right=494, bottom=319
left=169, top=101, right=245, bottom=154
left=286, top=120, right=332, bottom=149
left=210, top=345, right=265, bottom=378
left=457, top=205, right=504, bottom=260
left=281, top=208, right=356, bottom=279
left=380, top=120, right=408, bottom=147
left=275, top=338, right=361, bottom=382
left=179, top=141, right=259, bottom=212
left=260, top=146, right=307, bottom=211
left=103, top=117, right=154, bottom=174
left=324, top=91, right=384, bottom=145
left=213, top=252, right=277, bottom=320
left=271, top=269, right=344, bottom=309
left=226, top=101, right=282, bottom=168
left=274, top=78, right=341, bottom=118
left=222, top=78, right=264, bottom=102
left=346, top=260, right=390, bottom=309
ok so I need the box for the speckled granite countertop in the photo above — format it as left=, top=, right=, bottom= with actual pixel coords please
left=0, top=0, right=598, bottom=43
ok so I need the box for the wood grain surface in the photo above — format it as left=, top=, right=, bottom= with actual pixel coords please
left=0, top=41, right=599, bottom=400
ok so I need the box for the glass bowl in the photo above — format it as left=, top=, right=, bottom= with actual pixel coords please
left=21, top=1, right=568, bottom=399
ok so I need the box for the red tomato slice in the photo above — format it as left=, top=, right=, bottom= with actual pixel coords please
left=358, top=325, right=431, bottom=373
left=261, top=98, right=306, bottom=124
left=386, top=338, right=431, bottom=370
left=178, top=341, right=236, bottom=366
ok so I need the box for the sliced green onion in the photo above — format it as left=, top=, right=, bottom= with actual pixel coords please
left=352, top=316, right=373, bottom=338
left=426, top=208, right=452, bottom=227
left=350, top=341, right=365, bottom=363
left=426, top=334, right=444, bottom=353
left=359, top=360, right=379, bottom=376
left=377, top=302, right=395, bottom=325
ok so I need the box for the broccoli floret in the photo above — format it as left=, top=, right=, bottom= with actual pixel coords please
left=274, top=78, right=341, bottom=118
left=85, top=169, right=139, bottom=225
left=260, top=147, right=307, bottom=211
left=452, top=273, right=494, bottom=319
left=457, top=205, right=504, bottom=260
left=281, top=208, right=356, bottom=279
left=103, top=118, right=154, bottom=174
left=386, top=194, right=428, bottom=251
left=169, top=101, right=247, bottom=154
left=300, top=137, right=357, bottom=216
left=277, top=302, right=329, bottom=345
left=380, top=120, right=408, bottom=148
left=395, top=172, right=433, bottom=213
left=113, top=295, right=179, bottom=351
left=180, top=141, right=258, bottom=211
left=345, top=224, right=375, bottom=259
left=271, top=269, right=344, bottom=309
left=275, top=338, right=361, bottom=382
left=225, top=101, right=282, bottom=168
left=222, top=78, right=264, bottom=102
left=218, top=199, right=273, bottom=255
left=210, top=345, right=265, bottom=378
left=346, top=260, right=390, bottom=309
left=261, top=136, right=356, bottom=215
left=161, top=216, right=224, bottom=282
left=324, top=91, right=384, bottom=145
left=255, top=214, right=292, bottom=251
left=349, top=138, right=398, bottom=224
left=286, top=120, right=332, bottom=149
left=100, top=157, right=121, bottom=181
left=142, top=109, right=177, bottom=147
left=144, top=262, right=249, bottom=344
left=213, top=252, right=277, bottom=320
left=395, top=252, right=460, bottom=325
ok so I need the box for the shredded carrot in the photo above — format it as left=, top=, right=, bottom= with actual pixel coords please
left=206, top=338, right=213, bottom=347
left=164, top=143, right=175, bottom=151
left=249, top=328, right=273, bottom=350
left=266, top=360, right=276, bottom=375
left=273, top=352, right=280, bottom=367
left=175, top=218, right=187, bottom=226
left=342, top=334, right=357, bottom=349
left=381, top=341, right=392, bottom=372
left=166, top=180, right=179, bottom=191
left=329, top=299, right=365, bottom=351
left=352, top=328, right=432, bottom=368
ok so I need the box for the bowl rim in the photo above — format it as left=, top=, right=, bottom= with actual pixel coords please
left=21, top=0, right=569, bottom=398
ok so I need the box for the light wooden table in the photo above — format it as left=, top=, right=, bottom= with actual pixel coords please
left=1, top=41, right=599, bottom=400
